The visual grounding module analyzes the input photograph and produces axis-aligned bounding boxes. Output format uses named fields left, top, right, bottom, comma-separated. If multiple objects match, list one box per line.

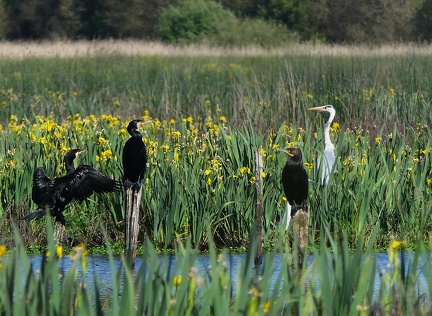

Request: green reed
left=1, top=110, right=431, bottom=249
left=1, top=49, right=432, bottom=315
left=0, top=52, right=432, bottom=249
left=0, top=221, right=430, bottom=315
left=1, top=53, right=432, bottom=131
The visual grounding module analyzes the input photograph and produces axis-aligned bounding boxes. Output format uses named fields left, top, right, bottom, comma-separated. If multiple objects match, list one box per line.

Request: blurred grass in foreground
left=0, top=221, right=431, bottom=315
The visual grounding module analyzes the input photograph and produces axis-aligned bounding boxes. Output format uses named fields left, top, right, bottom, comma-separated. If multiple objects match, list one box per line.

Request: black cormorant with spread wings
left=122, top=120, right=148, bottom=190
left=22, top=149, right=121, bottom=225
left=279, top=148, right=309, bottom=222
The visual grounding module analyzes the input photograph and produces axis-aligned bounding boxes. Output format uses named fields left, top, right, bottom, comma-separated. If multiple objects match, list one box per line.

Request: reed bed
left=0, top=223, right=430, bottom=315
left=0, top=110, right=430, bottom=250
left=0, top=50, right=431, bottom=249
left=0, top=47, right=431, bottom=314
left=0, top=50, right=432, bottom=131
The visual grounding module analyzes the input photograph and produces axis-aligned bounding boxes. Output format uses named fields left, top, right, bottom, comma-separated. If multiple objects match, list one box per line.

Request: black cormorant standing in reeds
left=22, top=149, right=121, bottom=225
left=122, top=120, right=148, bottom=190
left=279, top=148, right=309, bottom=218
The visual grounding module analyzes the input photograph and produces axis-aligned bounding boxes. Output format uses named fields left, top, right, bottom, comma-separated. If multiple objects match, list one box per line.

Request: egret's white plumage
left=308, top=105, right=336, bottom=186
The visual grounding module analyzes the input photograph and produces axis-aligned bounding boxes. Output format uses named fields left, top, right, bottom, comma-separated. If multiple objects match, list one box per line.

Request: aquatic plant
left=0, top=221, right=431, bottom=315
left=0, top=52, right=431, bottom=249
left=0, top=109, right=431, bottom=249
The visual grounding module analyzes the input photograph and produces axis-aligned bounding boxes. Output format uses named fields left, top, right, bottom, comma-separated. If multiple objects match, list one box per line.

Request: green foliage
left=226, top=18, right=298, bottom=46
left=415, top=0, right=432, bottom=41
left=73, top=0, right=113, bottom=38
left=4, top=113, right=432, bottom=250
left=259, top=0, right=311, bottom=39
left=157, top=0, right=296, bottom=46
left=157, top=0, right=237, bottom=44
left=322, top=0, right=416, bottom=43
left=1, top=0, right=67, bottom=40
left=0, top=53, right=432, bottom=249
left=2, top=53, right=432, bottom=130
left=0, top=0, right=8, bottom=39
left=0, top=0, right=428, bottom=43
left=59, top=0, right=82, bottom=39
left=102, top=0, right=173, bottom=39
left=0, top=223, right=431, bottom=314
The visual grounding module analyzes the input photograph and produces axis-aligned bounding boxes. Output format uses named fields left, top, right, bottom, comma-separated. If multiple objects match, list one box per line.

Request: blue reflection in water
left=26, top=252, right=429, bottom=302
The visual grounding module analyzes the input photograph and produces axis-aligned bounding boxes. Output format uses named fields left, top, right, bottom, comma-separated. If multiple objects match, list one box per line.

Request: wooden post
left=291, top=208, right=309, bottom=266
left=125, top=186, right=142, bottom=268
left=53, top=222, right=66, bottom=245
left=288, top=208, right=309, bottom=316
left=254, top=148, right=264, bottom=265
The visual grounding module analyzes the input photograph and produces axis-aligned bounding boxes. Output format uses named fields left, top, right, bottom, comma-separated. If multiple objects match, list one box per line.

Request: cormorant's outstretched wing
left=64, top=165, right=122, bottom=202
left=21, top=168, right=53, bottom=221
left=32, top=168, right=53, bottom=205
left=21, top=208, right=46, bottom=221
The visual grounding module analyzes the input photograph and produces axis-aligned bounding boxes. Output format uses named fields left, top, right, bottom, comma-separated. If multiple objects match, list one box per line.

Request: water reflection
left=26, top=252, right=428, bottom=302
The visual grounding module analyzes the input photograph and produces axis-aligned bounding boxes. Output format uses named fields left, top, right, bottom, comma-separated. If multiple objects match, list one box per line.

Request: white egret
left=308, top=105, right=336, bottom=186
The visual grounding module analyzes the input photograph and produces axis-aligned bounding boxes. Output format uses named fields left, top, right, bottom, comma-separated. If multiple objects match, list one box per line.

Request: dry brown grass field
left=1, top=40, right=432, bottom=58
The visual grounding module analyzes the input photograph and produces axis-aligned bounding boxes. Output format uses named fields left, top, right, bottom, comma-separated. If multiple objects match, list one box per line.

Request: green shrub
left=157, top=0, right=237, bottom=44
left=0, top=0, right=7, bottom=39
left=222, top=18, right=298, bottom=47
left=157, top=0, right=297, bottom=46
left=415, top=0, right=432, bottom=41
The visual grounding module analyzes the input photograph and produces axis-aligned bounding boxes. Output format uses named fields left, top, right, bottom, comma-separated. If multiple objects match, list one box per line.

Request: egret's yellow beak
left=308, top=106, right=327, bottom=112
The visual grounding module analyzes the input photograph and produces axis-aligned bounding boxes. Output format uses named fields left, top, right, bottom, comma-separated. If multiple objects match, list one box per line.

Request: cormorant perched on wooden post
left=279, top=147, right=309, bottom=217
left=122, top=119, right=148, bottom=190
left=278, top=147, right=309, bottom=266
left=22, top=149, right=122, bottom=226
left=122, top=119, right=151, bottom=268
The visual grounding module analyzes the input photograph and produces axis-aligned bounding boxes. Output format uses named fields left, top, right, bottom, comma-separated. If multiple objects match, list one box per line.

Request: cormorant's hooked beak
left=76, top=149, right=86, bottom=156
left=133, top=119, right=153, bottom=129
left=308, top=106, right=327, bottom=112
left=129, top=119, right=153, bottom=132
left=277, top=148, right=294, bottom=157
left=139, top=120, right=153, bottom=126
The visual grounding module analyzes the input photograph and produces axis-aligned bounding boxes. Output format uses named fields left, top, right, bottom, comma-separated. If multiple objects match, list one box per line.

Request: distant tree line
left=0, top=0, right=432, bottom=44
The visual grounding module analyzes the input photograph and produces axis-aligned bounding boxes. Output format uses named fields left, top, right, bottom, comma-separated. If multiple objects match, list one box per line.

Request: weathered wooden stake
left=53, top=222, right=66, bottom=245
left=254, top=148, right=264, bottom=265
left=291, top=208, right=309, bottom=266
left=125, top=186, right=142, bottom=268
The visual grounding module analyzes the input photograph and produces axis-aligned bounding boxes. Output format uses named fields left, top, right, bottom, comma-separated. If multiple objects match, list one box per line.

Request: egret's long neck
left=324, top=111, right=335, bottom=148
